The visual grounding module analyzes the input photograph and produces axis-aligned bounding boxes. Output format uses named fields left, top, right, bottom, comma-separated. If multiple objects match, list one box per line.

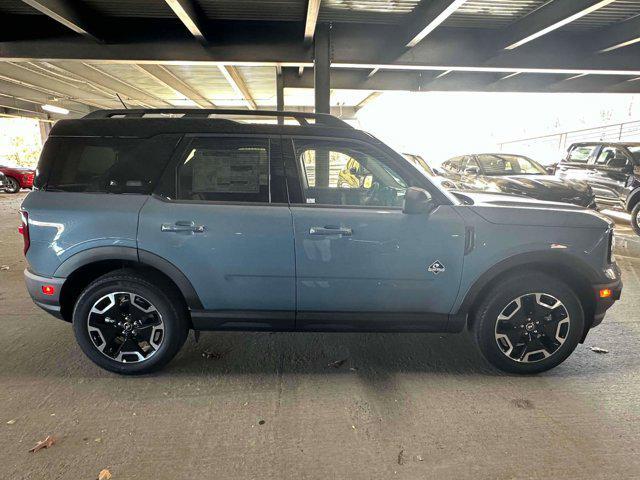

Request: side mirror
left=403, top=187, right=434, bottom=214
left=464, top=166, right=480, bottom=176
left=545, top=164, right=557, bottom=175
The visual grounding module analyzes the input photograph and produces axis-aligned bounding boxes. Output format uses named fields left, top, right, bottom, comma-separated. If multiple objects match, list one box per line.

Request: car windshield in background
left=402, top=154, right=435, bottom=176
left=567, top=145, right=597, bottom=163
left=476, top=154, right=547, bottom=176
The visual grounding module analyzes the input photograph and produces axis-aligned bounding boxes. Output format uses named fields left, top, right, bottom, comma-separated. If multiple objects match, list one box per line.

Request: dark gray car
left=20, top=109, right=622, bottom=375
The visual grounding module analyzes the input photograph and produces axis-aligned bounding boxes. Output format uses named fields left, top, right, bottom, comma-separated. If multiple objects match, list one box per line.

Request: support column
left=276, top=66, right=284, bottom=125
left=314, top=23, right=330, bottom=115
left=314, top=23, right=331, bottom=188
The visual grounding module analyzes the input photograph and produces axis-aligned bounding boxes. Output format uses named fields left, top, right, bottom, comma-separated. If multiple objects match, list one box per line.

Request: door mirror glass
left=464, top=165, right=480, bottom=176
left=403, top=187, right=434, bottom=214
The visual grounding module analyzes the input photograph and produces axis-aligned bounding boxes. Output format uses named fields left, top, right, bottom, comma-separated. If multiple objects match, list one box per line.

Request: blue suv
left=21, top=110, right=622, bottom=375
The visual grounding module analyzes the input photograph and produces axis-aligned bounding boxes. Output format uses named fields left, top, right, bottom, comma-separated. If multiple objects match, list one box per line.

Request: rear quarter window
left=37, top=135, right=180, bottom=194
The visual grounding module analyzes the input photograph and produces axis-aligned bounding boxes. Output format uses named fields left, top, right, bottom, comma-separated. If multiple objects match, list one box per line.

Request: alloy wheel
left=494, top=293, right=570, bottom=363
left=87, top=292, right=165, bottom=363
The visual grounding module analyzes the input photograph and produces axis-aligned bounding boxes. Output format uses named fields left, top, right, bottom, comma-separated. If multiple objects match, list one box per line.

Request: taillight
left=19, top=210, right=30, bottom=255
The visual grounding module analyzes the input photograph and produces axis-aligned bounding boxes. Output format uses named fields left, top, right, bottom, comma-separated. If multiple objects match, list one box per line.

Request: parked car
left=21, top=109, right=621, bottom=375
left=556, top=142, right=640, bottom=234
left=439, top=153, right=597, bottom=209
left=402, top=153, right=462, bottom=191
left=0, top=165, right=35, bottom=193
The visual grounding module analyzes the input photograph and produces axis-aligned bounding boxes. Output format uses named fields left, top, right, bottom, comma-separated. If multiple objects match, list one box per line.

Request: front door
left=284, top=137, right=465, bottom=331
left=138, top=135, right=295, bottom=329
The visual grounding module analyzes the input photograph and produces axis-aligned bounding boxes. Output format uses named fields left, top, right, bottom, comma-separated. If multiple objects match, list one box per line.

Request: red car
left=0, top=165, right=35, bottom=193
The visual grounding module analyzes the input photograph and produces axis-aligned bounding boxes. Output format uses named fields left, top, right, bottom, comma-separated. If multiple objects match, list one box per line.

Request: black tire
left=631, top=202, right=640, bottom=237
left=471, top=273, right=585, bottom=374
left=4, top=177, right=20, bottom=193
left=72, top=270, right=189, bottom=374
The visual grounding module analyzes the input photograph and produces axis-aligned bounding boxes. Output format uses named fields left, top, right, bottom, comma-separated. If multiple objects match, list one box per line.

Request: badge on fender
left=428, top=261, right=446, bottom=275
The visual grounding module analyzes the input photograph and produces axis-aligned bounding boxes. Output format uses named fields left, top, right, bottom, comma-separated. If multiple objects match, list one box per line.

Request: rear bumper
left=24, top=269, right=66, bottom=320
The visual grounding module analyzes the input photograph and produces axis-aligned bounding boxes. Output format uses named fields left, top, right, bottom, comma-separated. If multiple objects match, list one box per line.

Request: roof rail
left=83, top=109, right=353, bottom=128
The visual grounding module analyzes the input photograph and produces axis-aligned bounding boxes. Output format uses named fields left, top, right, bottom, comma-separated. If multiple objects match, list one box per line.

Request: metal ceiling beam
left=406, top=0, right=468, bottom=48
left=218, top=65, right=257, bottom=110
left=0, top=78, right=89, bottom=114
left=52, top=62, right=171, bottom=108
left=0, top=94, right=45, bottom=116
left=595, top=14, right=640, bottom=53
left=0, top=62, right=114, bottom=108
left=368, top=0, right=467, bottom=77
left=503, top=0, right=617, bottom=50
left=304, top=0, right=321, bottom=44
left=283, top=68, right=640, bottom=93
left=19, top=0, right=100, bottom=41
left=355, top=91, right=381, bottom=110
left=164, top=0, right=208, bottom=44
left=136, top=64, right=214, bottom=108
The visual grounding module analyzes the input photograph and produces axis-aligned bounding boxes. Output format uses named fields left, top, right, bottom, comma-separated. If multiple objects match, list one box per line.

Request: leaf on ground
left=6, top=419, right=16, bottom=425
left=0, top=265, right=9, bottom=271
left=29, top=435, right=55, bottom=453
left=202, top=350, right=228, bottom=360
left=327, top=358, right=347, bottom=368
left=98, top=469, right=112, bottom=480
left=590, top=346, right=609, bottom=354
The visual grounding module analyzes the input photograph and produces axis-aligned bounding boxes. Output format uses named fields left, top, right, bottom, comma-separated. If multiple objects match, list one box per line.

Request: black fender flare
left=455, top=250, right=600, bottom=317
left=625, top=187, right=640, bottom=212
left=54, top=246, right=203, bottom=310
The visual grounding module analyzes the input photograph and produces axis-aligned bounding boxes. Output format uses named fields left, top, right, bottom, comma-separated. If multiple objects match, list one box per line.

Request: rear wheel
left=4, top=177, right=20, bottom=193
left=72, top=270, right=189, bottom=374
left=472, top=273, right=585, bottom=374
left=631, top=202, right=640, bottom=236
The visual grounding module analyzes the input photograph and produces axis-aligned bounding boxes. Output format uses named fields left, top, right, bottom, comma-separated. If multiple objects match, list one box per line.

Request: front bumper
left=24, top=269, right=66, bottom=320
left=590, top=277, right=622, bottom=329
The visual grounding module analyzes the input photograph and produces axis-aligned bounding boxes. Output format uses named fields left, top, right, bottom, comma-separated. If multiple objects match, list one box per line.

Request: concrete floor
left=1, top=192, right=639, bottom=480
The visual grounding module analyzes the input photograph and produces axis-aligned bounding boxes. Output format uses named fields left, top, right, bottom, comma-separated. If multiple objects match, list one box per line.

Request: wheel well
left=466, top=262, right=595, bottom=331
left=59, top=260, right=191, bottom=326
left=627, top=190, right=640, bottom=212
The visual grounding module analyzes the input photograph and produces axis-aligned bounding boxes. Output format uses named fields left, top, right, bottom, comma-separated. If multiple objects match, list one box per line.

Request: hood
left=453, top=191, right=612, bottom=229
left=485, top=174, right=592, bottom=202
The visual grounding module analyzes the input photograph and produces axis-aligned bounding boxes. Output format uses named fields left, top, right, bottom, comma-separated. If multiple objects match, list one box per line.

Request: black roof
left=49, top=109, right=374, bottom=141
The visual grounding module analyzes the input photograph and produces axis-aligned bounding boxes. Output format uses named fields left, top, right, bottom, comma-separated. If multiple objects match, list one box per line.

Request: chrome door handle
left=161, top=221, right=206, bottom=233
left=309, top=226, right=352, bottom=236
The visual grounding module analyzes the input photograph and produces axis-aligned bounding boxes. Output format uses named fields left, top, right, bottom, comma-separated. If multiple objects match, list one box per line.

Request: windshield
left=402, top=153, right=435, bottom=176
left=476, top=154, right=546, bottom=176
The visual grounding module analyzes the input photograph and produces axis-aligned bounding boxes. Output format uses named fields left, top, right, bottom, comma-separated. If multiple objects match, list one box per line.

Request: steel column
left=314, top=23, right=330, bottom=114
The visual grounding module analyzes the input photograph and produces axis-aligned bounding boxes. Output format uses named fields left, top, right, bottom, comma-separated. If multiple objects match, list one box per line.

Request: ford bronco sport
left=21, top=109, right=622, bottom=375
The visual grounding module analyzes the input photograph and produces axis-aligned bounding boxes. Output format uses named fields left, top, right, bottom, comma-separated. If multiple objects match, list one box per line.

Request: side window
left=44, top=135, right=179, bottom=193
left=177, top=138, right=269, bottom=202
left=294, top=139, right=409, bottom=207
left=595, top=147, right=629, bottom=169
left=566, top=145, right=596, bottom=163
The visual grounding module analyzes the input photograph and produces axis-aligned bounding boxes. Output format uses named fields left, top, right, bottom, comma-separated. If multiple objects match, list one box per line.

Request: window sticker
left=191, top=149, right=262, bottom=194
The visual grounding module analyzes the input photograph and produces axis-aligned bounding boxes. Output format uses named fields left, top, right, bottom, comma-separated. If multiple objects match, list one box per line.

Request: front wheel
left=4, top=177, right=20, bottom=193
left=472, top=273, right=585, bottom=374
left=631, top=202, right=640, bottom=236
left=72, top=270, right=189, bottom=374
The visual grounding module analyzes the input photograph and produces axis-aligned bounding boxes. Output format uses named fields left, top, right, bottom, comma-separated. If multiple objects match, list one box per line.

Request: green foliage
left=4, top=136, right=41, bottom=168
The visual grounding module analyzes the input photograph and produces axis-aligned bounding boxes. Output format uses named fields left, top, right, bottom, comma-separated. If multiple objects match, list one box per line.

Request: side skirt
left=190, top=310, right=467, bottom=333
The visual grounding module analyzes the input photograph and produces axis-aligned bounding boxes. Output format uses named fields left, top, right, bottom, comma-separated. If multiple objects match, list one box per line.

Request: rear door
left=589, top=145, right=634, bottom=207
left=284, top=136, right=465, bottom=331
left=138, top=134, right=295, bottom=329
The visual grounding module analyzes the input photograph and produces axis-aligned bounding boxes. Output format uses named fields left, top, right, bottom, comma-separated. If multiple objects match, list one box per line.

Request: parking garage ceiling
left=1, top=0, right=640, bottom=120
